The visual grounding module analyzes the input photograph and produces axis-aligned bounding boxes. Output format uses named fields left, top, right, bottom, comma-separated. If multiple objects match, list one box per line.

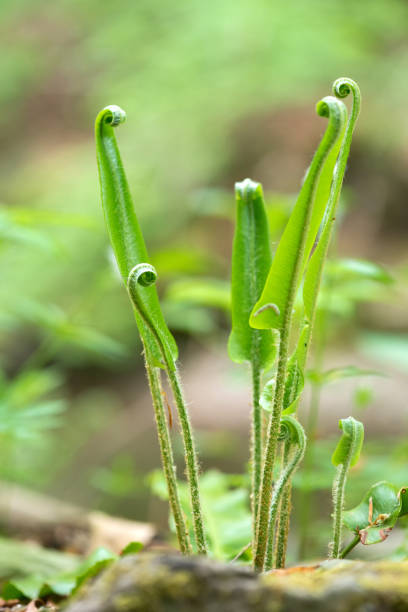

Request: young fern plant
left=93, top=77, right=361, bottom=569
left=95, top=105, right=207, bottom=554
left=228, top=179, right=277, bottom=550
left=274, top=77, right=362, bottom=564
left=250, top=94, right=348, bottom=572
left=330, top=416, right=364, bottom=558
left=264, top=416, right=306, bottom=571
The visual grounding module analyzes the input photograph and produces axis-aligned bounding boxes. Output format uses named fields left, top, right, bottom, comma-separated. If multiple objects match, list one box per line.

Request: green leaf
left=95, top=105, right=178, bottom=368
left=307, top=366, right=382, bottom=387
left=399, top=487, right=408, bottom=517
left=343, top=481, right=407, bottom=545
left=282, top=356, right=304, bottom=415
left=331, top=417, right=364, bottom=468
left=149, top=469, right=251, bottom=561
left=0, top=537, right=80, bottom=599
left=2, top=574, right=45, bottom=600
left=278, top=415, right=306, bottom=446
left=250, top=97, right=347, bottom=330
left=280, top=323, right=309, bottom=415
left=260, top=378, right=275, bottom=413
left=73, top=547, right=117, bottom=591
left=0, top=541, right=118, bottom=601
left=120, top=541, right=143, bottom=556
left=228, top=179, right=277, bottom=371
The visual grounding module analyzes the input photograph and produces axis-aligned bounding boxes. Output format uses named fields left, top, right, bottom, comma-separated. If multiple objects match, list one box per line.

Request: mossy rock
left=65, top=553, right=408, bottom=612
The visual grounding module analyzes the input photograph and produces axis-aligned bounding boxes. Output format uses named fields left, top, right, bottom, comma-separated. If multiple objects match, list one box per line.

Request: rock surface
left=65, top=553, right=408, bottom=612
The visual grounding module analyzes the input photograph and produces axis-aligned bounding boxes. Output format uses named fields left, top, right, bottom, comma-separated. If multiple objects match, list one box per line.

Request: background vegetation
left=0, top=0, right=408, bottom=563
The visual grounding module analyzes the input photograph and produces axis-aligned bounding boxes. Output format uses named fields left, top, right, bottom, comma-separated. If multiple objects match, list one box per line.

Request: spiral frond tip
left=103, top=105, right=126, bottom=126
left=128, top=263, right=158, bottom=288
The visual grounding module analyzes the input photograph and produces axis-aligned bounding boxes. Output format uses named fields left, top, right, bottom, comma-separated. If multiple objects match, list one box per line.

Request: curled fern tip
left=316, top=95, right=338, bottom=119
left=102, top=105, right=126, bottom=126
left=128, top=263, right=158, bottom=288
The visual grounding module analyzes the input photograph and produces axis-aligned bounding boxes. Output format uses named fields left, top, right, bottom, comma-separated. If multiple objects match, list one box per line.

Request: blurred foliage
left=0, top=540, right=142, bottom=601
left=0, top=0, right=407, bottom=574
left=0, top=0, right=408, bottom=366
left=149, top=469, right=251, bottom=560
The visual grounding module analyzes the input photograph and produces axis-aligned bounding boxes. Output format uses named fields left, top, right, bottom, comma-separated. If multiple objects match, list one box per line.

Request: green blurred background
left=0, top=0, right=408, bottom=562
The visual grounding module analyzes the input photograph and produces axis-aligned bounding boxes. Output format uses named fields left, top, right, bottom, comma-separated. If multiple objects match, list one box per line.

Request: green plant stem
left=166, top=365, right=207, bottom=554
left=269, top=442, right=286, bottom=564
left=331, top=418, right=364, bottom=559
left=265, top=427, right=306, bottom=571
left=267, top=440, right=290, bottom=569
left=331, top=462, right=350, bottom=558
left=127, top=273, right=207, bottom=555
left=340, top=534, right=360, bottom=559
left=274, top=447, right=293, bottom=569
left=251, top=353, right=262, bottom=551
left=297, top=309, right=327, bottom=559
left=254, top=314, right=291, bottom=571
left=143, top=351, right=191, bottom=554
left=297, top=382, right=321, bottom=559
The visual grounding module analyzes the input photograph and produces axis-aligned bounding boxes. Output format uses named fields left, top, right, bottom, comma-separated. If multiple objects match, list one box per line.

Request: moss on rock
left=64, top=553, right=408, bottom=612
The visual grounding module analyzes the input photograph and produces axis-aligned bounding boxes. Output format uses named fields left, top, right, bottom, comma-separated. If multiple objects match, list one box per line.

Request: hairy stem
left=251, top=354, right=262, bottom=551
left=331, top=463, right=349, bottom=558
left=274, top=448, right=293, bottom=569
left=143, top=351, right=191, bottom=554
left=330, top=416, right=363, bottom=559
left=297, top=382, right=321, bottom=560
left=254, top=316, right=291, bottom=571
left=166, top=366, right=207, bottom=554
left=265, top=425, right=306, bottom=571
left=297, top=309, right=327, bottom=559
left=127, top=270, right=207, bottom=555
